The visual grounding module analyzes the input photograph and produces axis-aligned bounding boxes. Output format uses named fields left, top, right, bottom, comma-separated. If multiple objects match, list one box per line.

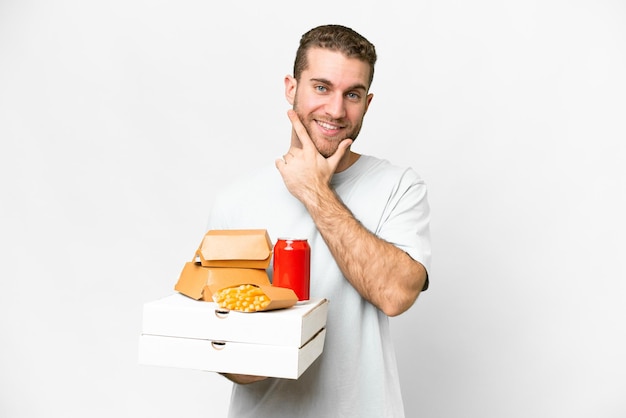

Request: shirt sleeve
left=376, top=167, right=432, bottom=287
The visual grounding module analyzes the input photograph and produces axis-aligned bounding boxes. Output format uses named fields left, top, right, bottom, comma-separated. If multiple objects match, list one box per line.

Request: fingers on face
left=283, top=151, right=296, bottom=164
left=277, top=152, right=293, bottom=166
left=287, top=110, right=314, bottom=150
left=275, top=155, right=287, bottom=168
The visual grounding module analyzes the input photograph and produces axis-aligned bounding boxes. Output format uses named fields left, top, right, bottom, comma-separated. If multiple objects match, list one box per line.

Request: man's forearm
left=304, top=186, right=427, bottom=317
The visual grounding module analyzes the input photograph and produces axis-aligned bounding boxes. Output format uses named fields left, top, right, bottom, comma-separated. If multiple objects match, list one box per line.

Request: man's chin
left=313, top=135, right=350, bottom=158
left=315, top=143, right=340, bottom=159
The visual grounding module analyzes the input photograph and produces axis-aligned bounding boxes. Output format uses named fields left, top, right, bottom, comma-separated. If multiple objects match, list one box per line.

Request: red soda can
left=272, top=238, right=310, bottom=301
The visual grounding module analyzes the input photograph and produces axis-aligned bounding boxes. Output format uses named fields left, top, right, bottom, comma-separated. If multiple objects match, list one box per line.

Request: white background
left=1, top=0, right=625, bottom=417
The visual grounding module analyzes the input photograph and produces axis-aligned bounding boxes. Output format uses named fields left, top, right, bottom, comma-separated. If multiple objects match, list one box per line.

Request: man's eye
left=347, top=92, right=360, bottom=100
left=315, top=85, right=327, bottom=93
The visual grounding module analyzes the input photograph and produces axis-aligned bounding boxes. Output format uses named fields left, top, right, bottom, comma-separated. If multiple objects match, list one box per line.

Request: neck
left=335, top=151, right=360, bottom=173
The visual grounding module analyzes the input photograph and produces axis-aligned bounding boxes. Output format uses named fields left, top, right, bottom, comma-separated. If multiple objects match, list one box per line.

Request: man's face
left=285, top=48, right=373, bottom=158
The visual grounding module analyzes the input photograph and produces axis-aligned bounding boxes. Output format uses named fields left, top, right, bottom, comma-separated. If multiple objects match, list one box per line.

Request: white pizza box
left=138, top=328, right=326, bottom=379
left=140, top=293, right=328, bottom=347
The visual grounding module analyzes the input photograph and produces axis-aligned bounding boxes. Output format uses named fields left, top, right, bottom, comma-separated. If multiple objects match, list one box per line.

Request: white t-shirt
left=207, top=154, right=431, bottom=418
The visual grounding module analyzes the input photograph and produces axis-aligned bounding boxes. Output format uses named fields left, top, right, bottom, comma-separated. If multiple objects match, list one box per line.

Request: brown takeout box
left=174, top=262, right=270, bottom=301
left=195, top=229, right=273, bottom=269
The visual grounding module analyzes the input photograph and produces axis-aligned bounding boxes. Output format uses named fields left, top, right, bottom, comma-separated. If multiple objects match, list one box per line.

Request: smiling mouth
left=315, top=119, right=344, bottom=133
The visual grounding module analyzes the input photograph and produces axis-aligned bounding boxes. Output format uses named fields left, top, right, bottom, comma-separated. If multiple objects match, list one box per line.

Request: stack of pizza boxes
left=138, top=229, right=329, bottom=379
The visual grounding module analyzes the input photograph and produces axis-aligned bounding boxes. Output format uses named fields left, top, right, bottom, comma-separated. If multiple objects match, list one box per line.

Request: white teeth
left=317, top=121, right=340, bottom=130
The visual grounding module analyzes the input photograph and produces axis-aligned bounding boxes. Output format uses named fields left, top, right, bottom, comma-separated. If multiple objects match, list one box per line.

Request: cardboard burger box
left=174, top=262, right=271, bottom=302
left=195, top=229, right=273, bottom=269
left=138, top=293, right=329, bottom=379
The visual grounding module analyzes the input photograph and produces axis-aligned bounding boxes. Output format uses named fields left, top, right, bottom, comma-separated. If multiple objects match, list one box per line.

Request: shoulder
left=355, top=155, right=426, bottom=189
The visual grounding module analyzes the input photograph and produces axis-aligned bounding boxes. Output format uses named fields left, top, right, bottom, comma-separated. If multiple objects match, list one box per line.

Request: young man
left=207, top=24, right=431, bottom=418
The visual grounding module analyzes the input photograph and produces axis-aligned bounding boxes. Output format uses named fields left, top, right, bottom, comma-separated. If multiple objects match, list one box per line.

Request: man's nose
left=324, top=93, right=346, bottom=119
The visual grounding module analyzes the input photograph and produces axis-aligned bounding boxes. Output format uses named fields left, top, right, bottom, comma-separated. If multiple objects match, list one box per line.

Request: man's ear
left=284, top=75, right=297, bottom=105
left=364, top=93, right=374, bottom=114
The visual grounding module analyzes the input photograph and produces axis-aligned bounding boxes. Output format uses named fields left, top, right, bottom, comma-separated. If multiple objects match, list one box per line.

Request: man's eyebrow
left=309, top=78, right=368, bottom=92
